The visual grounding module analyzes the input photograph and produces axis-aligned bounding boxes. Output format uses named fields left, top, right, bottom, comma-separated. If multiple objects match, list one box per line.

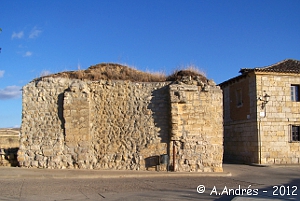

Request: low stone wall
left=18, top=77, right=223, bottom=172
left=0, top=129, right=19, bottom=166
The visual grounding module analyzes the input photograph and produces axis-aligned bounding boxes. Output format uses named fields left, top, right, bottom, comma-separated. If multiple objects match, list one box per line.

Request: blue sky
left=0, top=0, right=300, bottom=128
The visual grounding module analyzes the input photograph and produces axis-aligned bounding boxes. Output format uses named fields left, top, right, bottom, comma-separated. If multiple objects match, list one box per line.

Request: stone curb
left=0, top=167, right=231, bottom=179
left=250, top=163, right=300, bottom=168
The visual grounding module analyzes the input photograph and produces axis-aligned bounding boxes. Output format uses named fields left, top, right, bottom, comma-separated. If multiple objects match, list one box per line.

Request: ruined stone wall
left=169, top=84, right=223, bottom=172
left=18, top=77, right=223, bottom=171
left=18, top=78, right=171, bottom=170
left=256, top=73, right=300, bottom=164
left=63, top=81, right=92, bottom=169
left=88, top=80, right=170, bottom=170
left=19, top=78, right=71, bottom=168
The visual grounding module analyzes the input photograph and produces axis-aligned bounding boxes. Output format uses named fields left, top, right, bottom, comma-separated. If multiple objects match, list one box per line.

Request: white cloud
left=11, top=31, right=24, bottom=39
left=23, top=51, right=32, bottom=57
left=0, top=85, right=22, bottom=100
left=29, top=27, right=42, bottom=39
left=0, top=70, right=4, bottom=78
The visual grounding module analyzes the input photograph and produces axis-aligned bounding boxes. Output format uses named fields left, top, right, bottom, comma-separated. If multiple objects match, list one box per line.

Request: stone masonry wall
left=256, top=73, right=300, bottom=164
left=88, top=80, right=170, bottom=170
left=222, top=75, right=259, bottom=164
left=169, top=83, right=223, bottom=172
left=63, top=81, right=92, bottom=169
left=19, top=78, right=71, bottom=168
left=18, top=77, right=223, bottom=171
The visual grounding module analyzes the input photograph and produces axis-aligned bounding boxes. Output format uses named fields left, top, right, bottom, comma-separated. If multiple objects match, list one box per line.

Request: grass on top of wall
left=37, top=63, right=207, bottom=82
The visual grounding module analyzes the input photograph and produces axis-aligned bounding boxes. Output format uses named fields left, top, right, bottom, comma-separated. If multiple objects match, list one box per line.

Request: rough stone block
left=43, top=149, right=53, bottom=157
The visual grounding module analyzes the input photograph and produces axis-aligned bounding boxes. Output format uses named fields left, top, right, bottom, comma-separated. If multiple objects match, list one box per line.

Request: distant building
left=219, top=59, right=300, bottom=164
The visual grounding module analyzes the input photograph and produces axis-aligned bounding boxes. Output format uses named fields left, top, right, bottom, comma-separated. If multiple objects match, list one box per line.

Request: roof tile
left=240, top=59, right=300, bottom=74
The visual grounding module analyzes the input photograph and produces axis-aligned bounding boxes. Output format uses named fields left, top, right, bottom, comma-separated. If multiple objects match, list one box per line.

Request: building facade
left=220, top=59, right=300, bottom=164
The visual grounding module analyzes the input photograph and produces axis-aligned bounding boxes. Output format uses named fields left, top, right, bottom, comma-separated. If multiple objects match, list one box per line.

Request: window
left=291, top=125, right=300, bottom=142
left=235, top=89, right=243, bottom=107
left=291, top=85, right=299, bottom=101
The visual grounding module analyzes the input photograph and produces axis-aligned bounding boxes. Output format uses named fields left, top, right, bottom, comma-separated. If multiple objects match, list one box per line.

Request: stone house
left=18, top=63, right=223, bottom=172
left=219, top=59, right=300, bottom=165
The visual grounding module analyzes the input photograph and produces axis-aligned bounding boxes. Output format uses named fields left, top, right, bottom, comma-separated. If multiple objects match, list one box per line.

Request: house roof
left=219, top=59, right=300, bottom=87
left=239, top=59, right=300, bottom=74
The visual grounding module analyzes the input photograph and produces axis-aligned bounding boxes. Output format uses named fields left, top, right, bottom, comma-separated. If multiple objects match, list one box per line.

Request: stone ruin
left=18, top=63, right=223, bottom=172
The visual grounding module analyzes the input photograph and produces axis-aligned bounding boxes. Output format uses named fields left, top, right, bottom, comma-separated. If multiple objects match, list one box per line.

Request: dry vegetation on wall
left=38, top=63, right=208, bottom=82
left=166, top=65, right=207, bottom=82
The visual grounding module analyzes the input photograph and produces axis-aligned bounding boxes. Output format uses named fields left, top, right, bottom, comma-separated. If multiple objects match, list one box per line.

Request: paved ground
left=0, top=164, right=299, bottom=201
